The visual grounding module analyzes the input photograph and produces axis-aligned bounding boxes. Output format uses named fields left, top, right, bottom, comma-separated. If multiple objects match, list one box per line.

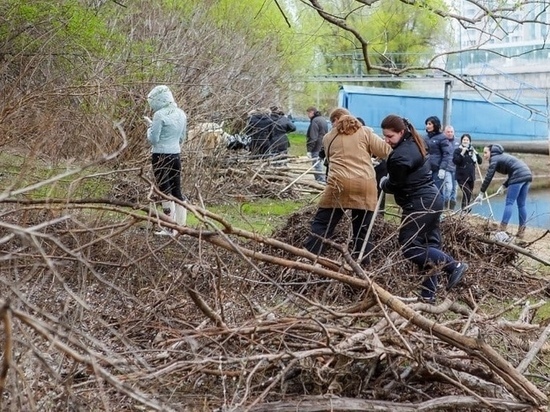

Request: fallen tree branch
left=238, top=395, right=534, bottom=412
left=516, top=322, right=550, bottom=374
left=474, top=234, right=550, bottom=266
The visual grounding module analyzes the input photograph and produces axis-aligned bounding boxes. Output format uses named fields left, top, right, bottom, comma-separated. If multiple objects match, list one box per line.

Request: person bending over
left=380, top=114, right=468, bottom=303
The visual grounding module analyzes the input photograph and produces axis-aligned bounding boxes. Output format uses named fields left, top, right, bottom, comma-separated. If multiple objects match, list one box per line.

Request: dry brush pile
left=1, top=150, right=550, bottom=411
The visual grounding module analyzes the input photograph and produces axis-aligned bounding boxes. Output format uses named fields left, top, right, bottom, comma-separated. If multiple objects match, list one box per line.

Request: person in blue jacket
left=145, top=85, right=188, bottom=235
left=380, top=114, right=468, bottom=303
left=424, top=116, right=453, bottom=203
left=475, top=144, right=532, bottom=238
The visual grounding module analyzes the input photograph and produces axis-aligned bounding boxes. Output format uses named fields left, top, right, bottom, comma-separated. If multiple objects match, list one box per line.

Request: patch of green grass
left=203, top=197, right=312, bottom=235
left=288, top=132, right=306, bottom=157
left=0, top=150, right=111, bottom=200
left=533, top=300, right=550, bottom=324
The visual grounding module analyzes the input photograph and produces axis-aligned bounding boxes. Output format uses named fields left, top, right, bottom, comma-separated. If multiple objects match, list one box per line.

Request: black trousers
left=152, top=153, right=184, bottom=201
left=304, top=208, right=374, bottom=259
left=457, top=178, right=474, bottom=210
left=398, top=195, right=456, bottom=296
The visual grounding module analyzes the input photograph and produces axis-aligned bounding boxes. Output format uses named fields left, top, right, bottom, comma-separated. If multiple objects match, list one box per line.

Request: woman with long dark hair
left=379, top=115, right=468, bottom=303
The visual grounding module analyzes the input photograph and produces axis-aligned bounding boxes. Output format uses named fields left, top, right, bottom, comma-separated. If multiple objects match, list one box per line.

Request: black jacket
left=270, top=113, right=296, bottom=153
left=381, top=132, right=439, bottom=207
left=480, top=144, right=532, bottom=193
left=245, top=112, right=274, bottom=155
left=453, top=145, right=482, bottom=184
left=306, top=112, right=328, bottom=153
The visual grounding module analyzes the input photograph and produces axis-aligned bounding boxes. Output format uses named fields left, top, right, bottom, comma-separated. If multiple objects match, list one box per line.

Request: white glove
left=379, top=175, right=389, bottom=190
left=474, top=193, right=484, bottom=204
left=496, top=185, right=505, bottom=196
left=143, top=116, right=153, bottom=127
left=437, top=169, right=446, bottom=180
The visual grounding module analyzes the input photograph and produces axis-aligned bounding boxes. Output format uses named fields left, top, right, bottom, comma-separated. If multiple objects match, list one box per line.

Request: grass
left=288, top=132, right=307, bottom=157
left=202, top=197, right=313, bottom=235
left=0, top=150, right=111, bottom=200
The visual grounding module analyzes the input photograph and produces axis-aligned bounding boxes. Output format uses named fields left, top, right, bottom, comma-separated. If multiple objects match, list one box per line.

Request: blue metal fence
left=337, top=85, right=549, bottom=142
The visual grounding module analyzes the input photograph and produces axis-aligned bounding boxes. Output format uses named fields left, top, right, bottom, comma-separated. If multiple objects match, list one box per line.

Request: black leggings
left=152, top=153, right=184, bottom=201
left=304, top=208, right=374, bottom=258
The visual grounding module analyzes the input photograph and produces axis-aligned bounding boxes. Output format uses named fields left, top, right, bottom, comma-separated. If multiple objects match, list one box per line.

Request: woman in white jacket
left=145, top=85, right=188, bottom=235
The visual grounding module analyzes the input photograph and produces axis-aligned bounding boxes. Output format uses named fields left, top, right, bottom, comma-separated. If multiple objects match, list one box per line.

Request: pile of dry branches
left=1, top=151, right=550, bottom=411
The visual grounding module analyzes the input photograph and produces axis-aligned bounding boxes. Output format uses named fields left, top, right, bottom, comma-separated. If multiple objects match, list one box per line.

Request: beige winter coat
left=318, top=126, right=392, bottom=210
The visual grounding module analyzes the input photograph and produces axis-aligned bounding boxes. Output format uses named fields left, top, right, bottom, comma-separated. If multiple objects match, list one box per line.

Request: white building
left=446, top=0, right=550, bottom=96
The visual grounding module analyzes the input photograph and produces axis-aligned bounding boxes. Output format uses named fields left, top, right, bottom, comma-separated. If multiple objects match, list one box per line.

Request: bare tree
left=301, top=0, right=550, bottom=80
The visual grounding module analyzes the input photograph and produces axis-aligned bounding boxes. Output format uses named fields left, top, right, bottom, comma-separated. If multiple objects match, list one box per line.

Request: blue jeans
left=307, top=151, right=326, bottom=182
left=432, top=170, right=451, bottom=203
left=502, top=181, right=530, bottom=227
left=449, top=171, right=457, bottom=202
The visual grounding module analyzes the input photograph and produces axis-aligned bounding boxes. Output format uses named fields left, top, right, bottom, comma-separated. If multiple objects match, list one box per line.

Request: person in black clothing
left=269, top=106, right=296, bottom=166
left=380, top=114, right=468, bottom=303
left=452, top=133, right=482, bottom=212
left=245, top=108, right=275, bottom=158
left=306, top=106, right=328, bottom=183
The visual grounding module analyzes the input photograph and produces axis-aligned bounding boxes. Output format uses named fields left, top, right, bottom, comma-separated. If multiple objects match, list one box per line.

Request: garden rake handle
left=475, top=161, right=495, bottom=219
left=357, top=190, right=384, bottom=263
left=278, top=158, right=322, bottom=195
left=449, top=190, right=500, bottom=217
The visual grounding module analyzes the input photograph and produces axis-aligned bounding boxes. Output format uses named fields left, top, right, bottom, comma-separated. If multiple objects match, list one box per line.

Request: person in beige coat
left=303, top=109, right=392, bottom=263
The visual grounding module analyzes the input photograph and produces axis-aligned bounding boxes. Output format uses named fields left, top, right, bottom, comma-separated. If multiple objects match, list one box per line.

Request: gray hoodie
left=146, top=85, right=187, bottom=154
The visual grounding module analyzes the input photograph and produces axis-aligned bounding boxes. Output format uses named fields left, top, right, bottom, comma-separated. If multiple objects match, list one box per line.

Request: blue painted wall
left=338, top=85, right=549, bottom=142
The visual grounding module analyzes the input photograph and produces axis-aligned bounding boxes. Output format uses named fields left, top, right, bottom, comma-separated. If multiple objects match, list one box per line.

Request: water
left=470, top=188, right=550, bottom=229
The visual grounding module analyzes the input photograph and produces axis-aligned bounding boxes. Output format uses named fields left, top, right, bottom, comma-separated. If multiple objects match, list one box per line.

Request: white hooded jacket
left=146, top=85, right=187, bottom=154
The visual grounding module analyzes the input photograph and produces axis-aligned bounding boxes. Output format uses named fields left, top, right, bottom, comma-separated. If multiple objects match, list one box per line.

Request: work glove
left=143, top=116, right=153, bottom=127
left=474, top=193, right=485, bottom=204
left=379, top=175, right=389, bottom=190
left=496, top=185, right=505, bottom=196
left=437, top=169, right=446, bottom=180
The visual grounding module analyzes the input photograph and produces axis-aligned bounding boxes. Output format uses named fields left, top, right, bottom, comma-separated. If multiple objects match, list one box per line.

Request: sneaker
left=154, top=228, right=176, bottom=236
left=493, top=231, right=510, bottom=242
left=419, top=296, right=436, bottom=305
left=447, top=262, right=468, bottom=291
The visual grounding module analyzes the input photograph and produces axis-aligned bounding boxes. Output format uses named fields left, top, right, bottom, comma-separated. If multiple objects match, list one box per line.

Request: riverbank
left=468, top=214, right=550, bottom=265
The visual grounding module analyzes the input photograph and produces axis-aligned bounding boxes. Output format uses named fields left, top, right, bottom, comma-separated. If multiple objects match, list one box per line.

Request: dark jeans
left=304, top=208, right=374, bottom=259
left=152, top=153, right=184, bottom=201
left=398, top=195, right=457, bottom=297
